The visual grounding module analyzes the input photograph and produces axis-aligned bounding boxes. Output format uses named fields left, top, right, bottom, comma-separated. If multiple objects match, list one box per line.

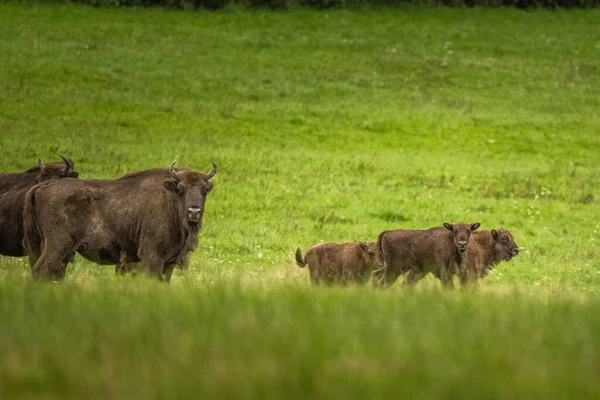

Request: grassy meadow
left=1, top=3, right=600, bottom=398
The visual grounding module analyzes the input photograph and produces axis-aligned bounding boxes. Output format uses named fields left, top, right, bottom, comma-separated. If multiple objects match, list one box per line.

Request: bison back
left=380, top=228, right=452, bottom=275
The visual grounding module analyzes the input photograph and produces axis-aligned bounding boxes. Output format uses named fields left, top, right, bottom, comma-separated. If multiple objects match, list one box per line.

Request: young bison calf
left=295, top=242, right=381, bottom=286
left=373, top=222, right=480, bottom=289
left=459, top=229, right=520, bottom=286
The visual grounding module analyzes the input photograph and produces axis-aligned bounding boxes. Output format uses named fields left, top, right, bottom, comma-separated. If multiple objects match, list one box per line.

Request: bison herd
left=297, top=222, right=519, bottom=289
left=1, top=157, right=519, bottom=288
left=1, top=157, right=215, bottom=282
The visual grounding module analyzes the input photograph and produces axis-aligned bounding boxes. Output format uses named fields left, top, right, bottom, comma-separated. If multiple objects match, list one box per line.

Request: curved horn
left=206, top=161, right=217, bottom=180
left=169, top=160, right=182, bottom=182
left=37, top=158, right=45, bottom=170
left=59, top=154, right=73, bottom=172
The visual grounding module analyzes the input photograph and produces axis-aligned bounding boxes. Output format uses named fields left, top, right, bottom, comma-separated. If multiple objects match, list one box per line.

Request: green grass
left=1, top=3, right=600, bottom=398
left=2, top=281, right=600, bottom=399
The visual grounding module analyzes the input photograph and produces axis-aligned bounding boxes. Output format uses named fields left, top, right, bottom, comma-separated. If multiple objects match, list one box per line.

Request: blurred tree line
left=18, top=0, right=600, bottom=11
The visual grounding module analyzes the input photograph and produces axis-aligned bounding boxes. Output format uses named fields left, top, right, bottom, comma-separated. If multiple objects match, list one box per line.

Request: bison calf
left=459, top=229, right=519, bottom=286
left=0, top=156, right=77, bottom=257
left=373, top=222, right=480, bottom=289
left=295, top=242, right=381, bottom=286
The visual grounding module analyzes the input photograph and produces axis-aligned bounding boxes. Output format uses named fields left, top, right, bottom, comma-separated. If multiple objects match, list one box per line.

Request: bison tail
left=295, top=247, right=306, bottom=268
left=372, top=231, right=388, bottom=286
left=22, top=186, right=43, bottom=256
left=376, top=231, right=387, bottom=264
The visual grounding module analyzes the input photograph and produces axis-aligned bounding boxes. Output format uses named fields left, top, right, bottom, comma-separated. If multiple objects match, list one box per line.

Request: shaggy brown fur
left=459, top=229, right=519, bottom=286
left=22, top=162, right=216, bottom=282
left=372, top=222, right=480, bottom=289
left=295, top=242, right=381, bottom=286
left=0, top=156, right=77, bottom=257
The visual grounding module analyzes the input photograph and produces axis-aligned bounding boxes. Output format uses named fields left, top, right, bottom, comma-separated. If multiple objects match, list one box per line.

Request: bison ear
left=163, top=180, right=178, bottom=192
left=492, top=230, right=499, bottom=240
left=471, top=222, right=481, bottom=231
left=37, top=159, right=46, bottom=170
left=443, top=222, right=453, bottom=232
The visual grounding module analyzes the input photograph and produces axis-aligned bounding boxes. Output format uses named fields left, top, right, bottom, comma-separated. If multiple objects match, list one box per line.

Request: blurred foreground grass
left=1, top=280, right=600, bottom=399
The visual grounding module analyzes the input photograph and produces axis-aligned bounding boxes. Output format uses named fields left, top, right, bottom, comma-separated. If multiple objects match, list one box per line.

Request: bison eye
left=501, top=237, right=508, bottom=243
left=176, top=186, right=185, bottom=195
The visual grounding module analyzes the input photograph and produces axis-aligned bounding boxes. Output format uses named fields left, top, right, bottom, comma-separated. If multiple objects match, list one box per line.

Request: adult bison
left=0, top=156, right=78, bottom=257
left=22, top=161, right=216, bottom=281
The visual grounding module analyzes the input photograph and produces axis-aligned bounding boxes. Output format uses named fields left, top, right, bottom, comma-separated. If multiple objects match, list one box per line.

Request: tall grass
left=2, top=281, right=600, bottom=399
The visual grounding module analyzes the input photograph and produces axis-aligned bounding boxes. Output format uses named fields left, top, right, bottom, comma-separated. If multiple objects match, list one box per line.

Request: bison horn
left=37, top=158, right=45, bottom=170
left=169, top=161, right=182, bottom=182
left=59, top=154, right=74, bottom=172
left=206, top=161, right=217, bottom=180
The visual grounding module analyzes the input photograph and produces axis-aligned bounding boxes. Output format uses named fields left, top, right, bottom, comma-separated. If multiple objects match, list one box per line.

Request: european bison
left=459, top=229, right=520, bottom=286
left=22, top=161, right=216, bottom=281
left=295, top=242, right=381, bottom=285
left=0, top=156, right=78, bottom=257
left=372, top=222, right=481, bottom=289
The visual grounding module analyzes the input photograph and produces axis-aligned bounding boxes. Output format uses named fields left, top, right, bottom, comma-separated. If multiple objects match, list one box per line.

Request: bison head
left=443, top=222, right=481, bottom=254
left=359, top=242, right=382, bottom=267
left=492, top=229, right=519, bottom=261
left=36, top=155, right=79, bottom=183
left=163, top=161, right=216, bottom=225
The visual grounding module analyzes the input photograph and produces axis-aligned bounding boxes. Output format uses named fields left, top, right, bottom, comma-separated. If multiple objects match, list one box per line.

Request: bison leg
left=458, top=268, right=479, bottom=290
left=32, top=242, right=73, bottom=281
left=145, top=262, right=169, bottom=281
left=138, top=248, right=169, bottom=282
left=115, top=262, right=142, bottom=276
left=458, top=273, right=473, bottom=290
left=439, top=270, right=455, bottom=290
left=402, top=270, right=427, bottom=288
left=308, top=267, right=321, bottom=285
left=341, top=269, right=357, bottom=286
left=27, top=251, right=41, bottom=274
left=115, top=252, right=128, bottom=275
left=162, top=264, right=176, bottom=282
left=354, top=269, right=372, bottom=286
left=377, top=266, right=403, bottom=288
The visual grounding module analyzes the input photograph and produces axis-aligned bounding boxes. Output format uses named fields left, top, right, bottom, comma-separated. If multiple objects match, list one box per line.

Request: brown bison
left=295, top=242, right=382, bottom=285
left=459, top=229, right=520, bottom=286
left=22, top=161, right=216, bottom=281
left=372, top=222, right=481, bottom=289
left=0, top=156, right=78, bottom=257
